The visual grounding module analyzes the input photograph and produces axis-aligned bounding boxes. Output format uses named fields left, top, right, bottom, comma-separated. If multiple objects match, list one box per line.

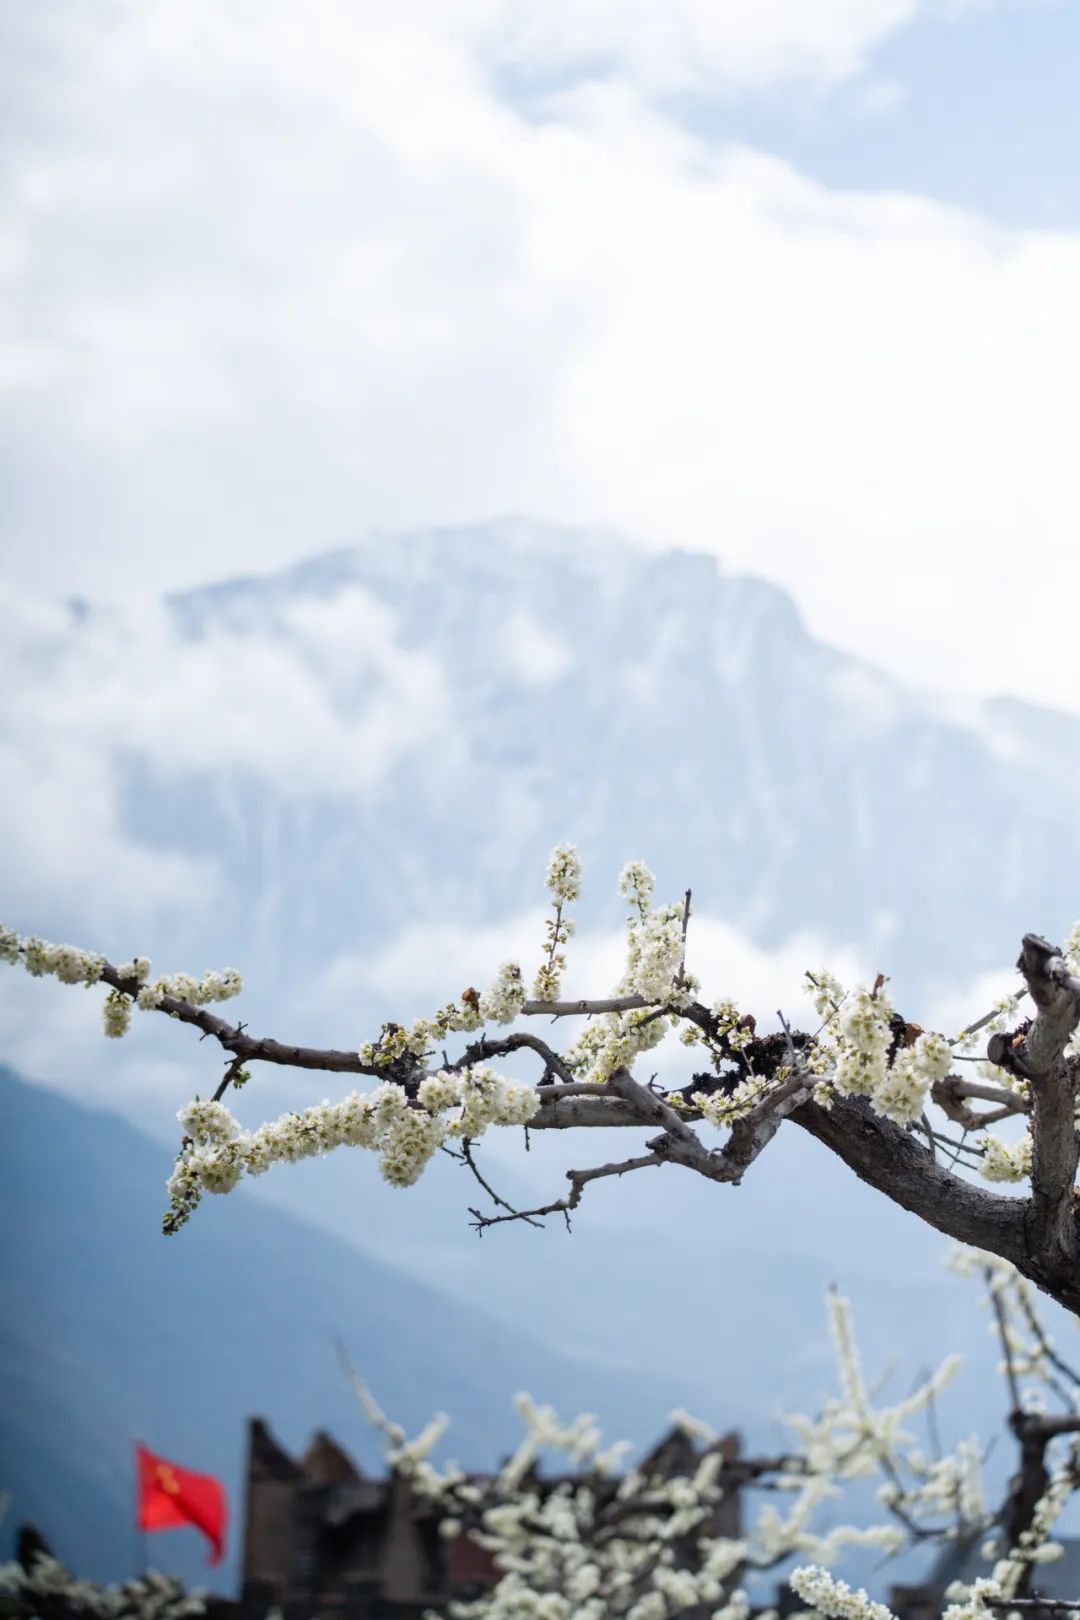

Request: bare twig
left=211, top=1054, right=249, bottom=1104
left=458, top=1137, right=544, bottom=1229
left=1014, top=1282, right=1080, bottom=1393
left=987, top=1602, right=1080, bottom=1613
left=469, top=1151, right=666, bottom=1233
left=523, top=994, right=651, bottom=1018
left=674, top=888, right=692, bottom=990
left=448, top=1030, right=575, bottom=1085
left=986, top=1266, right=1023, bottom=1415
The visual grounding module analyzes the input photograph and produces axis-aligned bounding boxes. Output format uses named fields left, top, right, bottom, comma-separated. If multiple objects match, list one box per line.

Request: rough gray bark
left=1012, top=935, right=1080, bottom=1294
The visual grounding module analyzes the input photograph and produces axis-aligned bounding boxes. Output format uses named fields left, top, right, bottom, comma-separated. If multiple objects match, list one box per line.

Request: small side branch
left=522, top=993, right=650, bottom=1018
left=211, top=1054, right=249, bottom=1104
left=933, top=1075, right=1030, bottom=1132
left=469, top=1151, right=666, bottom=1233
left=987, top=1602, right=1080, bottom=1613
left=457, top=1138, right=544, bottom=1229
left=448, top=1031, right=575, bottom=1085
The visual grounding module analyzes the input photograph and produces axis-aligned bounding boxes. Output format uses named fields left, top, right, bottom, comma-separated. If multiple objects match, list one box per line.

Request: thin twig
left=211, top=1054, right=249, bottom=1104
left=458, top=1136, right=544, bottom=1229
left=523, top=993, right=651, bottom=1018
left=986, top=1266, right=1024, bottom=1415
left=448, top=1030, right=575, bottom=1085
left=987, top=1601, right=1080, bottom=1612
left=674, top=888, right=692, bottom=990
left=469, top=1151, right=666, bottom=1233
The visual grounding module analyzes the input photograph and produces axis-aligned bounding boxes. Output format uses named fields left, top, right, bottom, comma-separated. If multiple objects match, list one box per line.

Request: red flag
left=135, top=1445, right=228, bottom=1566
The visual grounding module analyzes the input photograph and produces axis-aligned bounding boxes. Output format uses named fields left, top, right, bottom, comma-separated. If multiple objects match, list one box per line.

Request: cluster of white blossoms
left=617, top=861, right=689, bottom=1005
left=330, top=1256, right=1079, bottom=1620
left=690, top=1077, right=767, bottom=1130
left=358, top=994, right=485, bottom=1067
left=135, top=968, right=242, bottom=1011
left=0, top=1556, right=203, bottom=1620
left=971, top=1464, right=1072, bottom=1600
left=166, top=1065, right=541, bottom=1229
left=808, top=981, right=953, bottom=1129
left=789, top=1567, right=894, bottom=1620
left=784, top=1289, right=969, bottom=1540
left=560, top=860, right=696, bottom=1086
left=1, top=931, right=105, bottom=983
left=979, top=1132, right=1033, bottom=1183
left=533, top=844, right=582, bottom=1000
left=0, top=925, right=241, bottom=1040
left=480, top=961, right=528, bottom=1025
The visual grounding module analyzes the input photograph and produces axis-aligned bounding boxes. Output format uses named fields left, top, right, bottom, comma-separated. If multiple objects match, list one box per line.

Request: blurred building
left=239, top=1416, right=743, bottom=1619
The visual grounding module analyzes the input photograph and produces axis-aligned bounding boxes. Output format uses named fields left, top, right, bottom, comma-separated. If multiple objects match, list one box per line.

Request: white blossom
left=789, top=1567, right=895, bottom=1620
left=178, top=1099, right=239, bottom=1144
left=980, top=1132, right=1032, bottom=1183
left=481, top=962, right=527, bottom=1024
left=0, top=1554, right=204, bottom=1620
left=617, top=859, right=655, bottom=912
left=545, top=844, right=582, bottom=904
left=103, top=989, right=133, bottom=1038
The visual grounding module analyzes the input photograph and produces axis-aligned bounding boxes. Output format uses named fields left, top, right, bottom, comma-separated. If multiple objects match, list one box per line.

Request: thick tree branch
left=792, top=1093, right=1031, bottom=1274
left=1013, top=936, right=1080, bottom=1284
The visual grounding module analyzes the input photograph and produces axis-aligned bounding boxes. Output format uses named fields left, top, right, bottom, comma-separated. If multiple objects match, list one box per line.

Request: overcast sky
left=2, top=0, right=1079, bottom=710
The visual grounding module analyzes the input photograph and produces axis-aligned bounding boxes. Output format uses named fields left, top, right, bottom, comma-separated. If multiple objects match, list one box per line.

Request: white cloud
left=925, top=964, right=1023, bottom=1043
left=498, top=611, right=575, bottom=685
left=853, top=77, right=907, bottom=115
left=1, top=0, right=1079, bottom=716
left=2, top=584, right=447, bottom=793
left=313, top=905, right=869, bottom=1029
left=485, top=0, right=923, bottom=95
left=0, top=580, right=449, bottom=928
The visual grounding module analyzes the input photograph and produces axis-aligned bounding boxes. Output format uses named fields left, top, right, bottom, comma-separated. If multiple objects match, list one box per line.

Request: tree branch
left=1013, top=936, right=1080, bottom=1284
left=469, top=1151, right=666, bottom=1232
left=792, top=1092, right=1033, bottom=1278
left=522, top=994, right=650, bottom=1017
left=448, top=1031, right=575, bottom=1085
left=101, top=964, right=389, bottom=1077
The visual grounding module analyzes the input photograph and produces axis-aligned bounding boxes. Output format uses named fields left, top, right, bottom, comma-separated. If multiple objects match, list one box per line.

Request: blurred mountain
left=12, top=519, right=1077, bottom=1009
left=156, top=520, right=1080, bottom=1004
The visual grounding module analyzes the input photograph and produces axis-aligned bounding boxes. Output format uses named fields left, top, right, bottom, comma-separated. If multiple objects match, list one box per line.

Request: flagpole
left=133, top=1439, right=146, bottom=1579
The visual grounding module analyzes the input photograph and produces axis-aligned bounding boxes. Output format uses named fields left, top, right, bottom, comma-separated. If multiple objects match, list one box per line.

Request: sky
left=2, top=0, right=1080, bottom=708
left=1, top=1, right=1072, bottom=1399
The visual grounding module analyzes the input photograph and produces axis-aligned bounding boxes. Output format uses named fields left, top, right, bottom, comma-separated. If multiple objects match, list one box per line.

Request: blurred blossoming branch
left=339, top=1254, right=1080, bottom=1620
